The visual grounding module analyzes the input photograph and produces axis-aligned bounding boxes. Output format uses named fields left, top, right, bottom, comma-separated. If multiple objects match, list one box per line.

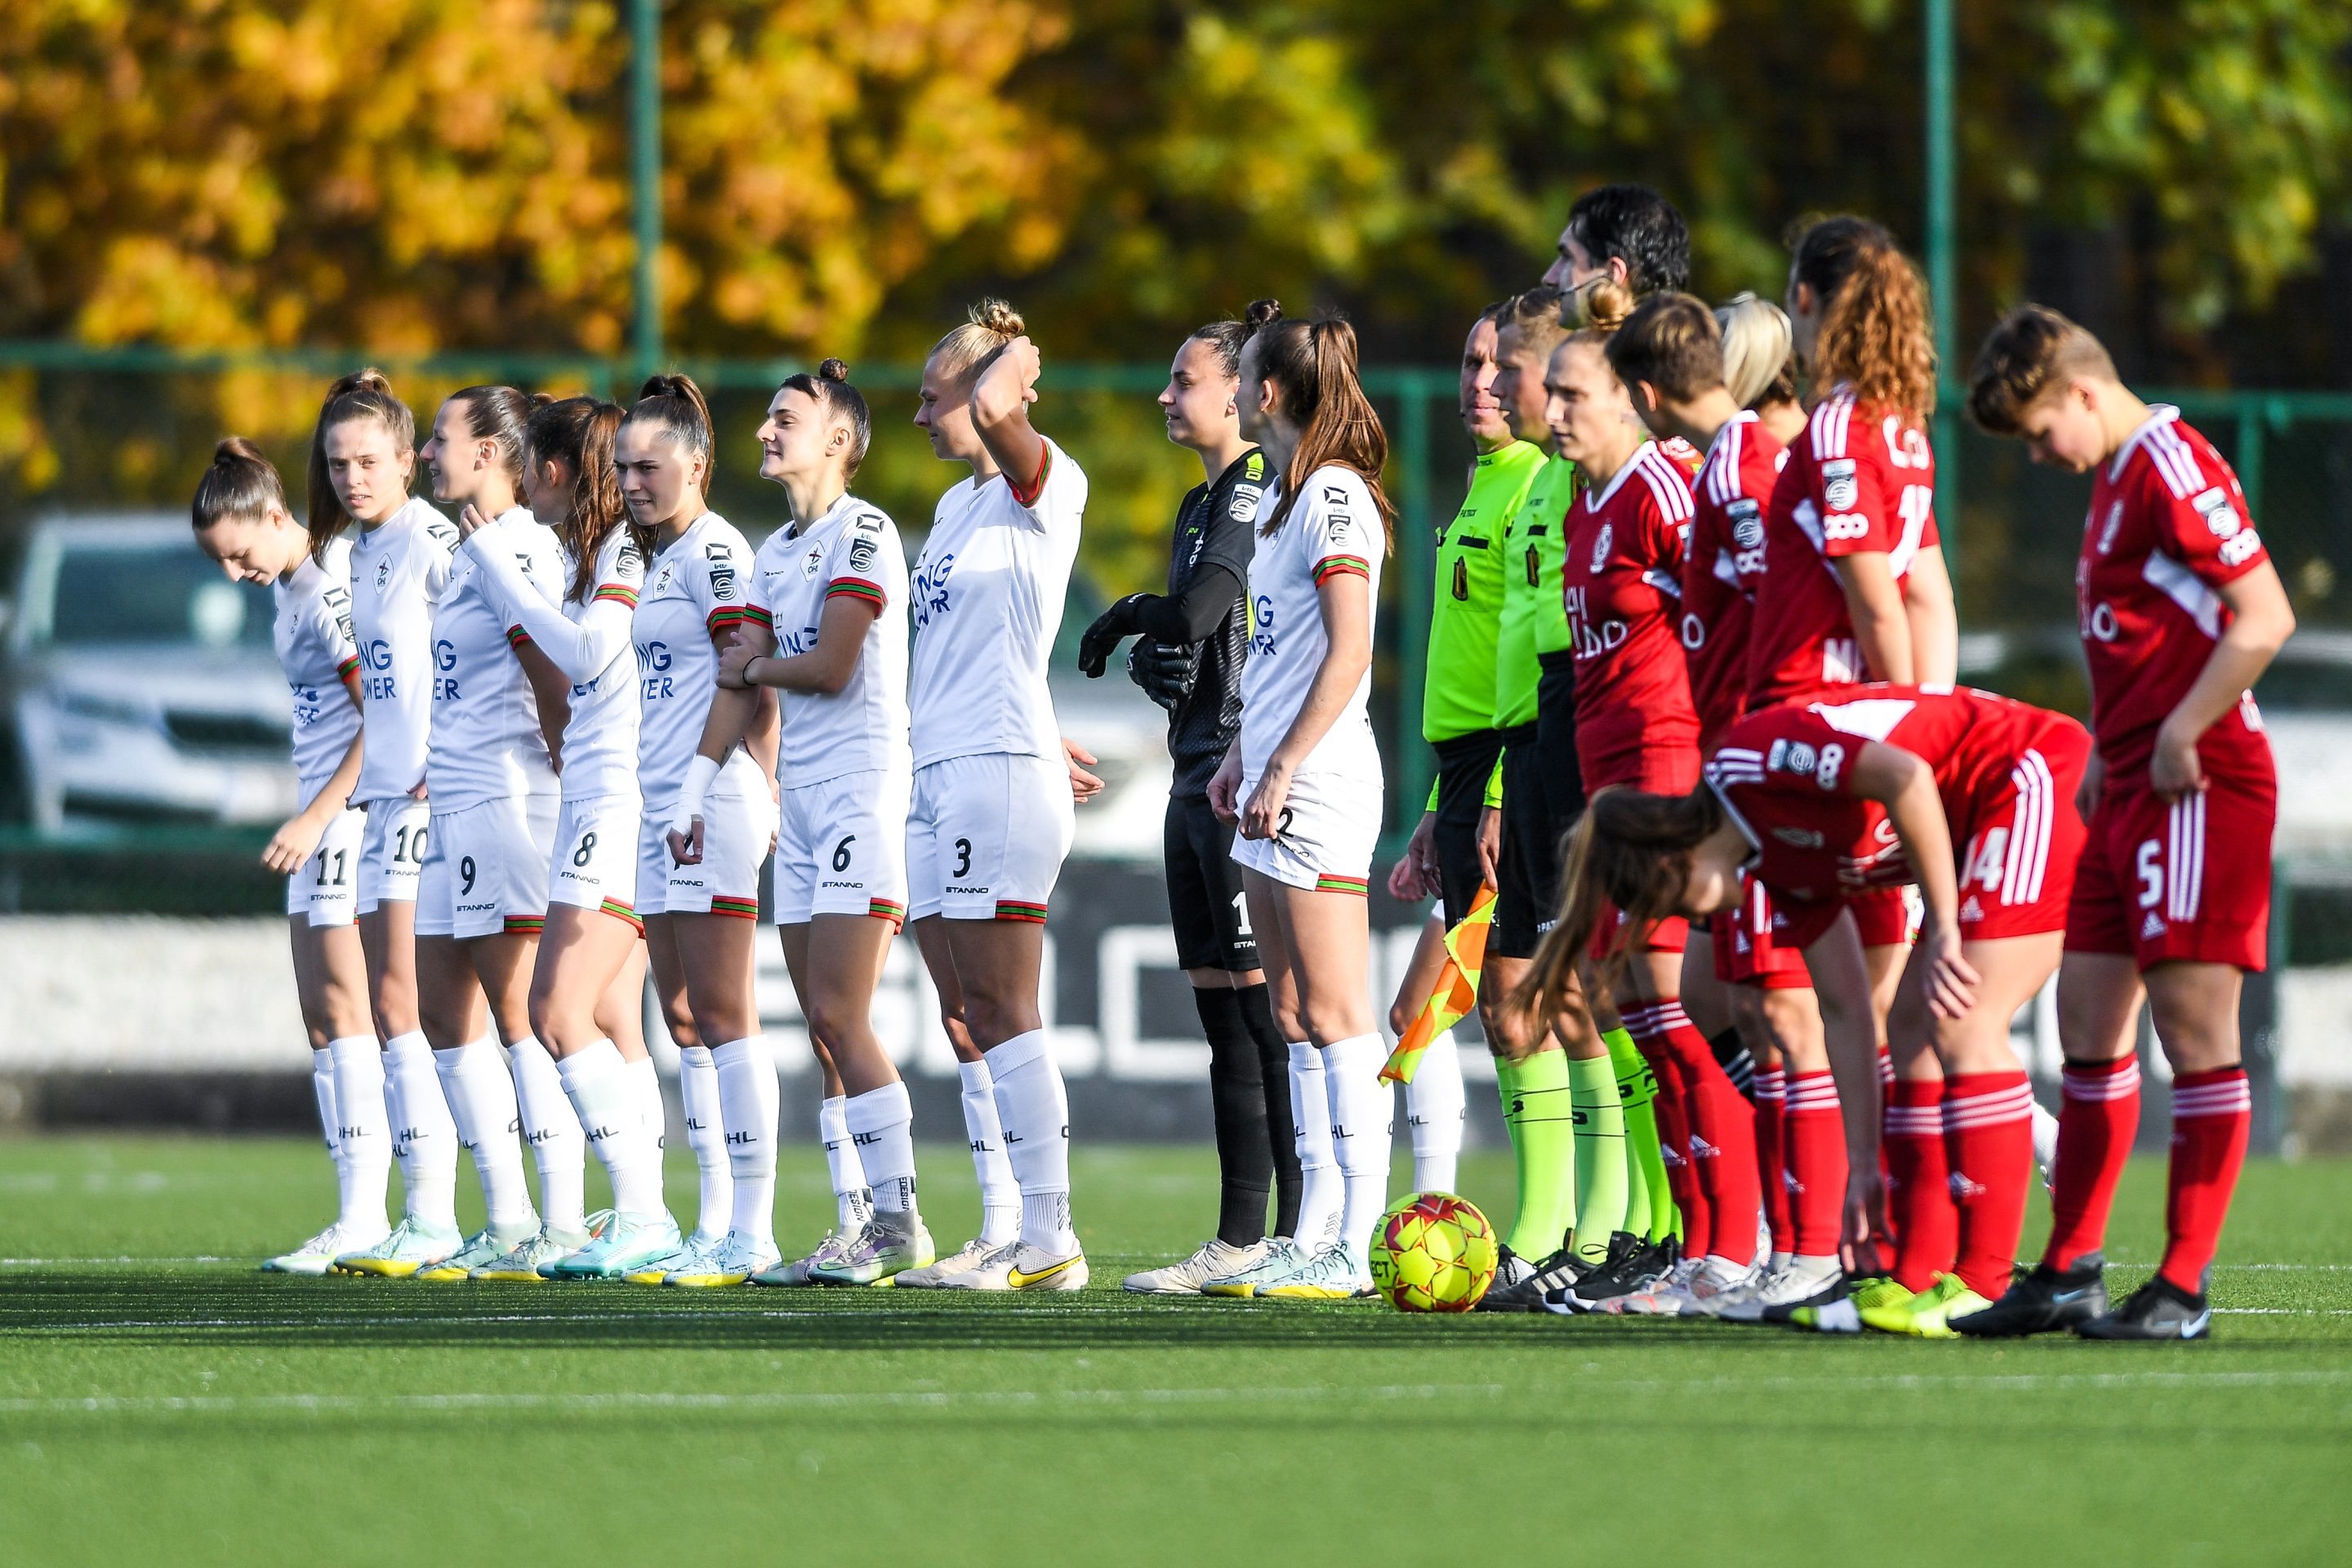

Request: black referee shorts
left=1431, top=728, right=1503, bottom=926
left=1493, top=652, right=1588, bottom=960
left=1165, top=793, right=1259, bottom=973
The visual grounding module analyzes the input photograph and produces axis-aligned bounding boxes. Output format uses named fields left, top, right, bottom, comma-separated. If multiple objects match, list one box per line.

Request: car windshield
left=37, top=544, right=274, bottom=649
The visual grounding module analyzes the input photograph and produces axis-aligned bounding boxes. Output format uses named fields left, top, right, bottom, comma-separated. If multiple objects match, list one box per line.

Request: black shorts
left=1493, top=653, right=1588, bottom=960
left=1165, top=793, right=1258, bottom=973
left=1431, top=728, right=1503, bottom=925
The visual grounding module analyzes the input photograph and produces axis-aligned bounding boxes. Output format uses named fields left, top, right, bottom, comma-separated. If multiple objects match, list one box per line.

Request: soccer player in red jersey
left=1961, top=306, right=2296, bottom=1340
left=1517, top=684, right=2091, bottom=1336
left=1740, top=219, right=1961, bottom=1304
left=1587, top=291, right=1781, bottom=1311
left=1535, top=285, right=1711, bottom=1308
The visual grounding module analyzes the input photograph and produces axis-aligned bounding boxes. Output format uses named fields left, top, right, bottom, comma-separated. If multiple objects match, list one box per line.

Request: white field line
left=6, top=1368, right=2352, bottom=1419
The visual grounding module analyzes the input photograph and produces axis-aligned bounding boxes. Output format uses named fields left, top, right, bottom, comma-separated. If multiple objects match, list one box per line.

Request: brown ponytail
left=1246, top=302, right=1395, bottom=544
left=192, top=437, right=287, bottom=532
left=305, top=368, right=414, bottom=562
left=622, top=372, right=714, bottom=484
left=1508, top=784, right=1724, bottom=1026
left=1792, top=216, right=1937, bottom=418
left=527, top=396, right=630, bottom=604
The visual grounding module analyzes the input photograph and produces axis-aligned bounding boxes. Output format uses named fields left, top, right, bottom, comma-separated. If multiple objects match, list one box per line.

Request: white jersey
left=748, top=493, right=912, bottom=786
left=1238, top=465, right=1384, bottom=782
left=273, top=536, right=362, bottom=796
left=347, top=496, right=458, bottom=805
left=906, top=435, right=1086, bottom=768
left=470, top=523, right=647, bottom=803
left=428, top=506, right=564, bottom=810
left=633, top=511, right=765, bottom=811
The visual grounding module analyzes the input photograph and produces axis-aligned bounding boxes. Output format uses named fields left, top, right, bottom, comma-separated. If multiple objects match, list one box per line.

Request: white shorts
left=1230, top=768, right=1381, bottom=894
left=907, top=752, right=1075, bottom=923
left=357, top=797, right=432, bottom=914
left=549, top=791, right=644, bottom=929
left=642, top=788, right=776, bottom=920
left=415, top=791, right=559, bottom=939
left=775, top=767, right=911, bottom=927
left=287, top=805, right=365, bottom=928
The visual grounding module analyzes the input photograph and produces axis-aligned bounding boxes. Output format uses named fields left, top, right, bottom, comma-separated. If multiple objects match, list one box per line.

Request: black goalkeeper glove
left=1077, top=593, right=1156, bottom=678
left=1130, top=638, right=1200, bottom=709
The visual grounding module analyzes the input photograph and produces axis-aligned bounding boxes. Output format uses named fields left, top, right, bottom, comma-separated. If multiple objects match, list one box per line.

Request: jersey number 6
left=833, top=835, right=856, bottom=873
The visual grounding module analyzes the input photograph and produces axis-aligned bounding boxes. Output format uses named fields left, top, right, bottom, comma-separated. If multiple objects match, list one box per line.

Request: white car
left=3, top=513, right=296, bottom=831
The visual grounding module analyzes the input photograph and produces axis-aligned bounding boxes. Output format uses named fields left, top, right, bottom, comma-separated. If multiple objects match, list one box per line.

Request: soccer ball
left=1367, top=1192, right=1498, bottom=1312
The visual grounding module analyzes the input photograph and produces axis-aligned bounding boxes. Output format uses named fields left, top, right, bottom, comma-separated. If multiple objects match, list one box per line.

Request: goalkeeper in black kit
left=1076, top=316, right=1302, bottom=1293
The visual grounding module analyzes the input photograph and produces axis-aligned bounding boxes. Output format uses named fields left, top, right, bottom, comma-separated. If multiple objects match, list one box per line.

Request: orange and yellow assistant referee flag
left=1380, top=884, right=1496, bottom=1085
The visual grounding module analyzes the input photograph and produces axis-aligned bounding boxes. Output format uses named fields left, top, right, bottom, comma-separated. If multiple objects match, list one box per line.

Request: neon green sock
left=1498, top=1051, right=1575, bottom=1261
left=1606, top=1026, right=1674, bottom=1245
left=1566, top=1054, right=1624, bottom=1263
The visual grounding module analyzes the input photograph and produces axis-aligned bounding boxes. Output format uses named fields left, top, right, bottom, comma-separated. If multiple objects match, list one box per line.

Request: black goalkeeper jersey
left=1165, top=448, right=1269, bottom=797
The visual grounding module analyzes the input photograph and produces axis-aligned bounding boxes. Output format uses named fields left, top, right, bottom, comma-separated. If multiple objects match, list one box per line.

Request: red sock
left=2043, top=1056, right=2140, bottom=1270
left=2162, top=1067, right=2251, bottom=1293
left=1753, top=1069, right=1793, bottom=1256
left=1782, top=1070, right=1847, bottom=1258
left=1650, top=1004, right=1760, bottom=1267
left=1943, top=1070, right=2036, bottom=1299
left=1623, top=1005, right=1708, bottom=1258
left=1883, top=1078, right=1954, bottom=1291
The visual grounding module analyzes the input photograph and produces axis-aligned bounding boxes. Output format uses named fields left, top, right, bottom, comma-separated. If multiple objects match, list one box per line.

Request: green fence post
left=630, top=0, right=663, bottom=382
left=1925, top=0, right=1961, bottom=613
left=1396, top=375, right=1435, bottom=841
left=2236, top=394, right=2267, bottom=523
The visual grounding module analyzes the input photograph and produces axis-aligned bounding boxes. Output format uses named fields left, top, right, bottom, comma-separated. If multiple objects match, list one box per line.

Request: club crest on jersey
left=374, top=557, right=392, bottom=592
left=1771, top=826, right=1826, bottom=848
left=1590, top=522, right=1614, bottom=572
left=1729, top=498, right=1764, bottom=549
left=1767, top=738, right=1818, bottom=776
left=800, top=542, right=825, bottom=579
left=2096, top=499, right=2124, bottom=555
left=1822, top=458, right=1859, bottom=513
left=652, top=566, right=673, bottom=595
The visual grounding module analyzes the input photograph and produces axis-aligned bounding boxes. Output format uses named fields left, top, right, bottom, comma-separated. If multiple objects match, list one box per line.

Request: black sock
left=1198, top=987, right=1273, bottom=1247
left=1710, top=1028, right=1756, bottom=1102
left=1235, top=982, right=1302, bottom=1238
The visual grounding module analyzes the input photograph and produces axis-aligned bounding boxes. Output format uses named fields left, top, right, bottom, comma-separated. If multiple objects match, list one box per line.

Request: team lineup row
left=189, top=185, right=2289, bottom=1334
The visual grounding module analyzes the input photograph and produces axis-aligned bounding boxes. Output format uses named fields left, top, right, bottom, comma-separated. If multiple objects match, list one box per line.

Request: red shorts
left=2065, top=761, right=2274, bottom=972
left=1951, top=716, right=2091, bottom=942
left=1772, top=885, right=1914, bottom=955
left=1712, top=873, right=1810, bottom=991
left=1590, top=902, right=1688, bottom=960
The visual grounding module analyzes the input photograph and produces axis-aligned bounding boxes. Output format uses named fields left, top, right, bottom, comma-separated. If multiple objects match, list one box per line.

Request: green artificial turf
left=1, top=1136, right=2346, bottom=1565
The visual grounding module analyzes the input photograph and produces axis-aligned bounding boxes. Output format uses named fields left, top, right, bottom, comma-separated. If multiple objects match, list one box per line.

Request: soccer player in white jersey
left=189, top=439, right=386, bottom=1272
left=1202, top=301, right=1396, bottom=1301
left=890, top=299, right=1092, bottom=1292
left=464, top=396, right=682, bottom=1281
left=310, top=372, right=472, bottom=1279
left=688, top=359, right=935, bottom=1286
left=400, top=385, right=585, bottom=1281
left=621, top=374, right=786, bottom=1289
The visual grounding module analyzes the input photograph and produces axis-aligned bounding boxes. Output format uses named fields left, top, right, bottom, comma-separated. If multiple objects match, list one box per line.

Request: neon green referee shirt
left=1424, top=440, right=1546, bottom=743
left=1494, top=451, right=1579, bottom=730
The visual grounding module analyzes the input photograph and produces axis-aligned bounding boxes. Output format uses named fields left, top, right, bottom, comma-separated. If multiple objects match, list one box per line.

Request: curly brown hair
left=1793, top=216, right=1937, bottom=419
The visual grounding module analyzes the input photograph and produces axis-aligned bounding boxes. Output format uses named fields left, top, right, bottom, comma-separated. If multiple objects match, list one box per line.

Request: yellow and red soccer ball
left=1368, top=1192, right=1498, bottom=1312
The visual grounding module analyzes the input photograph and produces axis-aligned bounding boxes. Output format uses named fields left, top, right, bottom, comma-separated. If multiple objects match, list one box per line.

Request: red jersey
left=1744, top=389, right=1940, bottom=706
left=1704, top=684, right=2082, bottom=908
left=1562, top=441, right=1700, bottom=791
left=2078, top=407, right=2271, bottom=780
left=1682, top=412, right=1787, bottom=749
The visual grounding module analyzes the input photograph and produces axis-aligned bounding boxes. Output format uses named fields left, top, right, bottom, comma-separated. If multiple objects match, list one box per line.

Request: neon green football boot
left=332, top=1215, right=463, bottom=1279
left=413, top=1220, right=539, bottom=1282
left=1790, top=1274, right=1912, bottom=1334
left=1861, top=1272, right=1992, bottom=1339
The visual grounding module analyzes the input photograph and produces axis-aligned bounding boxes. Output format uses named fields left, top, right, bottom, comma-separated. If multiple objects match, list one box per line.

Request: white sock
left=819, top=1094, right=874, bottom=1230
left=712, top=1035, right=779, bottom=1249
left=434, top=1037, right=534, bottom=1230
left=559, top=1041, right=668, bottom=1219
left=327, top=1036, right=390, bottom=1236
left=676, top=1045, right=733, bottom=1241
left=508, top=1037, right=585, bottom=1232
left=957, top=1057, right=1021, bottom=1246
left=1321, top=1033, right=1394, bottom=1276
left=383, top=1031, right=457, bottom=1230
left=309, top=1046, right=345, bottom=1204
left=985, top=1029, right=1076, bottom=1254
left=626, top=1054, right=666, bottom=1145
left=1405, top=1026, right=1466, bottom=1195
left=1286, top=1042, right=1342, bottom=1250
left=846, top=1081, right=918, bottom=1218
